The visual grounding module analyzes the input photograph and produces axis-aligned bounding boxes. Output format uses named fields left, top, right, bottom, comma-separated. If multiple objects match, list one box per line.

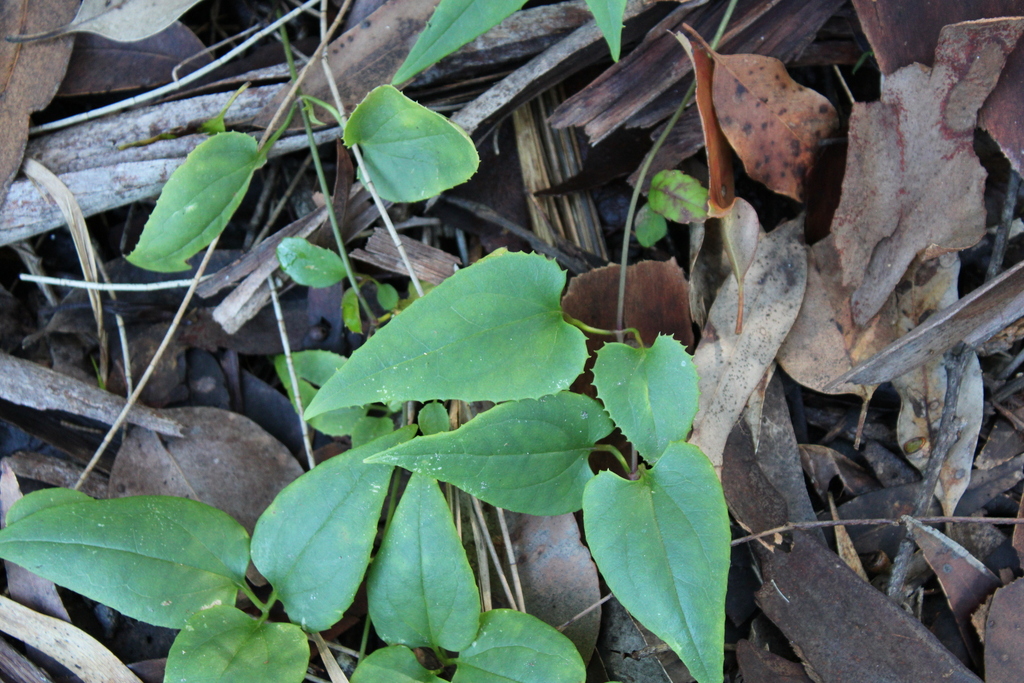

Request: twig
left=19, top=274, right=205, bottom=292
left=311, top=632, right=350, bottom=683
left=30, top=0, right=322, bottom=135
left=95, top=259, right=134, bottom=396
left=268, top=276, right=315, bottom=469
left=557, top=593, right=612, bottom=632
left=987, top=169, right=1021, bottom=282
left=470, top=497, right=518, bottom=611
left=884, top=344, right=972, bottom=597
left=495, top=508, right=526, bottom=612
left=74, top=238, right=222, bottom=490
left=467, top=492, right=492, bottom=612
left=731, top=515, right=1024, bottom=547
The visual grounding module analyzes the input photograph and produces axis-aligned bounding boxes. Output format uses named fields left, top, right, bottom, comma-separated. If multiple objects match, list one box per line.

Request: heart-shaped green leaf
left=250, top=427, right=415, bottom=632
left=585, top=0, right=628, bottom=61
left=367, top=473, right=480, bottom=651
left=305, top=250, right=588, bottom=417
left=276, top=237, right=347, bottom=288
left=417, top=401, right=450, bottom=435
left=648, top=170, right=708, bottom=224
left=127, top=132, right=263, bottom=272
left=0, top=494, right=249, bottom=629
left=453, top=609, right=585, bottom=683
left=351, top=645, right=446, bottom=683
left=369, top=392, right=611, bottom=515
left=392, top=0, right=527, bottom=84
left=344, top=85, right=478, bottom=203
left=582, top=443, right=729, bottom=683
left=634, top=203, right=668, bottom=248
left=592, top=336, right=699, bottom=463
left=165, top=605, right=308, bottom=683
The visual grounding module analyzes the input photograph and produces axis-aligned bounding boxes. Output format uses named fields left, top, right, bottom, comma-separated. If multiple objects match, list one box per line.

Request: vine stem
left=615, top=0, right=740, bottom=333
left=563, top=313, right=644, bottom=348
left=593, top=444, right=630, bottom=474
left=268, top=275, right=316, bottom=470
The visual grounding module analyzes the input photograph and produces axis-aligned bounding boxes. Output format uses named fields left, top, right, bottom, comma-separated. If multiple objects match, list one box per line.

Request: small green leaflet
left=377, top=283, right=400, bottom=311
left=367, top=474, right=480, bottom=651
left=417, top=401, right=450, bottom=435
left=351, top=415, right=396, bottom=447
left=592, top=336, right=699, bottom=463
left=272, top=351, right=366, bottom=438
left=343, top=286, right=362, bottom=334
left=648, top=170, right=709, bottom=224
left=453, top=609, right=586, bottom=683
left=0, top=494, right=249, bottom=629
left=276, top=237, right=347, bottom=288
left=634, top=204, right=668, bottom=247
left=393, top=0, right=527, bottom=84
left=165, top=605, right=308, bottom=683
left=369, top=393, right=611, bottom=516
left=351, top=645, right=446, bottom=683
left=584, top=0, right=628, bottom=61
left=344, top=85, right=479, bottom=203
left=127, top=132, right=263, bottom=272
left=250, top=427, right=415, bottom=632
left=305, top=250, right=588, bottom=417
left=582, top=443, right=729, bottom=683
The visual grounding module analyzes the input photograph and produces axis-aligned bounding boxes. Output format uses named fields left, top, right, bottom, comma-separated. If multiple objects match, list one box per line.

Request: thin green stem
left=593, top=444, right=630, bottom=474
left=241, top=582, right=274, bottom=619
left=614, top=0, right=740, bottom=333
left=563, top=314, right=644, bottom=347
left=358, top=612, right=372, bottom=660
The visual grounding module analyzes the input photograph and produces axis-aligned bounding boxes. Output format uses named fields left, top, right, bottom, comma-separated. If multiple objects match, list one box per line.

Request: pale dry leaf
left=10, top=0, right=206, bottom=43
left=831, top=17, right=1024, bottom=326
left=689, top=217, right=807, bottom=470
left=720, top=197, right=760, bottom=333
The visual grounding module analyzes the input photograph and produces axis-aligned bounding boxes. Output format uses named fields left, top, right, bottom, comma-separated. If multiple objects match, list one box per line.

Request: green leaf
left=417, top=401, right=450, bottom=435
left=369, top=392, right=610, bottom=515
left=127, top=132, right=263, bottom=272
left=272, top=351, right=366, bottom=438
left=584, top=0, right=628, bottom=61
left=165, top=605, right=308, bottom=683
left=377, top=283, right=400, bottom=311
left=648, top=170, right=708, bottom=224
left=634, top=204, right=667, bottom=248
left=250, top=427, right=415, bottom=632
left=351, top=645, right=446, bottom=683
left=6, top=488, right=91, bottom=525
left=582, top=443, right=729, bottom=683
left=0, top=494, right=249, bottom=629
left=591, top=336, right=699, bottom=463
left=352, top=415, right=396, bottom=447
left=343, top=286, right=363, bottom=334
left=344, top=85, right=479, bottom=203
left=306, top=250, right=588, bottom=417
left=367, top=473, right=480, bottom=651
left=276, top=237, right=347, bottom=288
left=393, top=0, right=527, bottom=84
left=453, top=609, right=585, bottom=683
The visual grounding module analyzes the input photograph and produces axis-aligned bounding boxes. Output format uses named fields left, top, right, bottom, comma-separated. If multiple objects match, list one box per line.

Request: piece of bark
left=0, top=353, right=181, bottom=436
left=350, top=228, right=462, bottom=285
left=2, top=452, right=108, bottom=499
left=756, top=534, right=982, bottom=683
left=0, top=634, right=55, bottom=683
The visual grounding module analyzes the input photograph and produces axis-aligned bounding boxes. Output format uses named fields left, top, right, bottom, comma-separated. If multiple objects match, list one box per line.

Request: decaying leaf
left=680, top=24, right=837, bottom=202
left=985, top=578, right=1024, bottom=683
left=8, top=0, right=205, bottom=43
left=719, top=198, right=761, bottom=333
left=689, top=217, right=807, bottom=470
left=831, top=17, right=1024, bottom=326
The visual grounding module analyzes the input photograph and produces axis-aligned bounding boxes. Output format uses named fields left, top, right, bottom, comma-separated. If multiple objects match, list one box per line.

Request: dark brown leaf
left=985, top=578, right=1024, bottom=683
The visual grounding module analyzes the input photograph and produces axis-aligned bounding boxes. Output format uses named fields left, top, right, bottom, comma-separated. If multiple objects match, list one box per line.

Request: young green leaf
left=453, top=609, right=586, bottom=683
left=648, top=170, right=709, bottom=224
left=351, top=645, right=446, bottom=683
left=377, top=283, right=400, bottom=311
left=344, top=85, right=479, bottom=203
left=634, top=204, right=668, bottom=248
left=343, top=286, right=363, bottom=334
left=276, top=237, right=347, bottom=288
left=582, top=443, right=729, bottom=683
left=305, top=250, right=588, bottom=417
left=127, top=132, right=263, bottom=272
left=368, top=393, right=611, bottom=516
left=352, top=415, right=396, bottom=447
left=165, top=605, right=308, bottom=683
left=367, top=474, right=480, bottom=651
left=392, top=0, right=527, bottom=84
left=417, top=401, right=450, bottom=435
left=250, top=427, right=415, bottom=632
left=0, top=494, right=249, bottom=629
left=584, top=0, right=628, bottom=61
left=592, top=336, right=699, bottom=463
left=272, top=351, right=367, bottom=438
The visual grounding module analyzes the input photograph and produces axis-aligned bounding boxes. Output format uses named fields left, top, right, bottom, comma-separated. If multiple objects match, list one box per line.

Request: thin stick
left=74, top=238, right=222, bottom=490
left=495, top=508, right=526, bottom=612
left=467, top=493, right=492, bottom=612
left=20, top=274, right=205, bottom=292
left=832, top=64, right=856, bottom=106
left=30, top=0, right=322, bottom=136
left=557, top=593, right=612, bottom=632
left=311, top=632, right=350, bottom=683
left=268, top=276, right=316, bottom=469
left=987, top=170, right=1021, bottom=282
left=171, top=24, right=261, bottom=82
left=732, top=515, right=1024, bottom=547
left=471, top=497, right=518, bottom=610
left=95, top=259, right=134, bottom=395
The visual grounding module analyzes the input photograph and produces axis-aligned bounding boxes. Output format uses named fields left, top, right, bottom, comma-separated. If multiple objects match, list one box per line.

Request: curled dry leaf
left=689, top=217, right=807, bottom=470
left=719, top=197, right=760, bottom=334
left=680, top=24, right=837, bottom=203
left=832, top=17, right=1024, bottom=326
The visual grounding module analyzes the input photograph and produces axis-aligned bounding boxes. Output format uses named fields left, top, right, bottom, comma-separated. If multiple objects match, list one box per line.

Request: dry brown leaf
left=828, top=492, right=869, bottom=582
left=0, top=0, right=77, bottom=209
left=681, top=25, right=837, bottom=202
left=985, top=578, right=1024, bottom=683
left=890, top=256, right=983, bottom=516
left=831, top=17, right=1024, bottom=326
left=109, top=407, right=304, bottom=532
left=689, top=217, right=807, bottom=470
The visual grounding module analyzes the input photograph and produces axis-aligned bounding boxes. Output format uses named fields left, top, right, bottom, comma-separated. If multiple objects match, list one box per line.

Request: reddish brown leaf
left=831, top=18, right=1024, bottom=326
left=0, top=0, right=77, bottom=208
left=985, top=577, right=1024, bottom=683
left=736, top=639, right=813, bottom=682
